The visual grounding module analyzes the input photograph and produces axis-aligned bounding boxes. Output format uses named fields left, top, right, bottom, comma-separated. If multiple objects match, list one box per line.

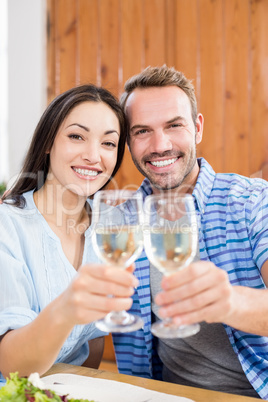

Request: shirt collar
left=192, top=158, right=216, bottom=214
left=139, top=157, right=216, bottom=215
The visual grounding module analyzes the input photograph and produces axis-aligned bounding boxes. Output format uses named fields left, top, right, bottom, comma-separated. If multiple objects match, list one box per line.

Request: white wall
left=7, top=0, right=46, bottom=185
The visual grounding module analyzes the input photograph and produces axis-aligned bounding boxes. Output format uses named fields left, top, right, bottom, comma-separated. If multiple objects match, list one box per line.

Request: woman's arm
left=0, top=263, right=137, bottom=378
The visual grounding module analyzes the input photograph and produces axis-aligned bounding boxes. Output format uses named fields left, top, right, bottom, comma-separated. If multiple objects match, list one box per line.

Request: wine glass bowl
left=92, top=189, right=144, bottom=333
left=143, top=193, right=200, bottom=338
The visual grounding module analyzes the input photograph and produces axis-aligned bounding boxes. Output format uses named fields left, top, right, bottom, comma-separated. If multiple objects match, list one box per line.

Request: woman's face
left=48, top=101, right=120, bottom=198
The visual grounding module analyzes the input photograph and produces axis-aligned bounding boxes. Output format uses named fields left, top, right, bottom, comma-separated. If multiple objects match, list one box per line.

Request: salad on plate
left=0, top=372, right=95, bottom=402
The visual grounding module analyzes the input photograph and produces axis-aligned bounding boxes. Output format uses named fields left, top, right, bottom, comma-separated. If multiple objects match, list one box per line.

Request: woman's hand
left=57, top=263, right=139, bottom=327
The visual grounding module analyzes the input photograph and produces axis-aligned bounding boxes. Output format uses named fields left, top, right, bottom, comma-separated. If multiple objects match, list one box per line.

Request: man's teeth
left=150, top=158, right=177, bottom=167
left=73, top=168, right=99, bottom=176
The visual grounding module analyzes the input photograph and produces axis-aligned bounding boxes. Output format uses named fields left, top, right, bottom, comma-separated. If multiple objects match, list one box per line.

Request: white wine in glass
left=92, top=189, right=144, bottom=333
left=144, top=193, right=200, bottom=338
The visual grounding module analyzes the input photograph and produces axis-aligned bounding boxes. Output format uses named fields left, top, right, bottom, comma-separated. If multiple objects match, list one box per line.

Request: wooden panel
left=121, top=0, right=143, bottom=80
left=77, top=0, right=99, bottom=85
left=223, top=0, right=250, bottom=176
left=198, top=0, right=224, bottom=172
left=55, top=0, right=78, bottom=94
left=46, top=0, right=56, bottom=103
left=165, top=0, right=176, bottom=66
left=119, top=0, right=145, bottom=190
left=144, top=0, right=167, bottom=66
left=250, top=0, right=268, bottom=179
left=99, top=0, right=120, bottom=94
left=174, top=0, right=199, bottom=93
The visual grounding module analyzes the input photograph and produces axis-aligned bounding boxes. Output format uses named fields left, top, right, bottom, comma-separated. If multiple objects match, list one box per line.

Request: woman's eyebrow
left=67, top=123, right=89, bottom=131
left=105, top=130, right=120, bottom=136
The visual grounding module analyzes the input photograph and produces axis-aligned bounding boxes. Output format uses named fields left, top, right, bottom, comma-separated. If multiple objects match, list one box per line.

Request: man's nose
left=149, top=130, right=172, bottom=154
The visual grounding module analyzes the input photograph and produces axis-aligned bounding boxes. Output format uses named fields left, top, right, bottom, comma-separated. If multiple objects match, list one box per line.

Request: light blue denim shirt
left=0, top=190, right=105, bottom=385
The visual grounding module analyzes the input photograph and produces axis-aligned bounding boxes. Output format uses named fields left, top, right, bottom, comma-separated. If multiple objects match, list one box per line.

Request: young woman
left=0, top=85, right=138, bottom=382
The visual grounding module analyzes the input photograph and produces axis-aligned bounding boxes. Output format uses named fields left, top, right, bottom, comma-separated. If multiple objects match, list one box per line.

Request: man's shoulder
left=213, top=171, right=268, bottom=196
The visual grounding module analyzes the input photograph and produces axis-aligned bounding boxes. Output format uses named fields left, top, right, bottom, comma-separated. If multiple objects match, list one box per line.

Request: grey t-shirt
left=150, top=263, right=260, bottom=398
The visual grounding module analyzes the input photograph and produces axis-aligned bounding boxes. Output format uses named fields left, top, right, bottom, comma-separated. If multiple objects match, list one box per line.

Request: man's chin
left=146, top=174, right=182, bottom=191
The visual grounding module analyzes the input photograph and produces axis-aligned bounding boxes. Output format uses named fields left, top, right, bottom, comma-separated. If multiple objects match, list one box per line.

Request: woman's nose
left=81, top=143, right=101, bottom=163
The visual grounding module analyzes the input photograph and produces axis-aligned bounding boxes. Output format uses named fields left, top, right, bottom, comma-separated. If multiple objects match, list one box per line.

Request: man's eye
left=135, top=129, right=148, bottom=135
left=170, top=123, right=182, bottom=128
left=68, top=134, right=83, bottom=140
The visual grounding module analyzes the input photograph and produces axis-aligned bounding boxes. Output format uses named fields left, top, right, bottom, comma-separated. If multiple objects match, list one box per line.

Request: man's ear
left=195, top=113, right=204, bottom=145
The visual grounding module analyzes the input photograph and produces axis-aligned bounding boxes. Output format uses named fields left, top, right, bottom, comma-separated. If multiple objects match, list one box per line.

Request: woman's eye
left=68, top=134, right=83, bottom=140
left=103, top=141, right=116, bottom=148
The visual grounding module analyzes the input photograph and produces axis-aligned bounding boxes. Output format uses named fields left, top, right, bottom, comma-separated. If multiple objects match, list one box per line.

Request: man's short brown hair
left=121, top=65, right=198, bottom=125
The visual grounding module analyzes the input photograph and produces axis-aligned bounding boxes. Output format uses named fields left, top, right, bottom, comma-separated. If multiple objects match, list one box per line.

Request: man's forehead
left=125, top=86, right=191, bottom=121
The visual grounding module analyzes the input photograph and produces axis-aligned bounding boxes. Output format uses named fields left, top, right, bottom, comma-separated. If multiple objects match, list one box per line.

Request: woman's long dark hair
left=3, top=84, right=127, bottom=207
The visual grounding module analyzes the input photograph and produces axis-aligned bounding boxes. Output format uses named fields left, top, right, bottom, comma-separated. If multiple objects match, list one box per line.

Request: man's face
left=125, top=86, right=203, bottom=193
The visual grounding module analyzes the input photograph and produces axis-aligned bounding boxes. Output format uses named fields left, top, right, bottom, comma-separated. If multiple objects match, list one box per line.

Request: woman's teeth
left=150, top=158, right=177, bottom=167
left=73, top=168, right=99, bottom=176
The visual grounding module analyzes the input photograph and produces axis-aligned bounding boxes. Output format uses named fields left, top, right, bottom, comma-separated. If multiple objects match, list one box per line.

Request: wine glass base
left=95, top=311, right=144, bottom=333
left=151, top=321, right=200, bottom=339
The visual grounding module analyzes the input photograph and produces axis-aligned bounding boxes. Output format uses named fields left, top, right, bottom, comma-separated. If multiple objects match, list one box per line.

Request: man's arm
left=155, top=259, right=268, bottom=336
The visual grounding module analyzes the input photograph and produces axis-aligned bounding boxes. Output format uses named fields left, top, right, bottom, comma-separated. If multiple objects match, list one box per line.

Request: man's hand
left=155, top=260, right=268, bottom=336
left=155, top=261, right=233, bottom=326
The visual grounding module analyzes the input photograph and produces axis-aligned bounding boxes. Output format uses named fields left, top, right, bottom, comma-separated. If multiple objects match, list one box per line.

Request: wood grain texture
left=250, top=0, right=268, bottom=179
left=99, top=0, right=120, bottom=94
left=198, top=0, right=224, bottom=172
left=77, top=0, right=99, bottom=85
left=223, top=0, right=250, bottom=175
left=55, top=0, right=78, bottom=94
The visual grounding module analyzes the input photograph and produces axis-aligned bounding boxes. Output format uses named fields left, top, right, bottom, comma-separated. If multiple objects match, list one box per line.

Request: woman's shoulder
left=1, top=190, right=36, bottom=214
left=0, top=191, right=40, bottom=230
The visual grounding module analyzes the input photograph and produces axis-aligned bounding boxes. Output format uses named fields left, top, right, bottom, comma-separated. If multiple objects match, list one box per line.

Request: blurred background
left=1, top=0, right=268, bottom=366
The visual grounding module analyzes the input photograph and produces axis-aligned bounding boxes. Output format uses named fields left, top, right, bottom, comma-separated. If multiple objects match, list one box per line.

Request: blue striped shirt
left=113, top=158, right=268, bottom=398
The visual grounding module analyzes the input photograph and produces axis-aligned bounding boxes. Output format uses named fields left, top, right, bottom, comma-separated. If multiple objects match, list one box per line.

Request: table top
left=43, top=363, right=260, bottom=402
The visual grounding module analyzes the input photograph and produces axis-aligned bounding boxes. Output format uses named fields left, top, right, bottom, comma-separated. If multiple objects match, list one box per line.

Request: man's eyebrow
left=67, top=123, right=89, bottom=132
left=130, top=124, right=150, bottom=131
left=166, top=116, right=186, bottom=124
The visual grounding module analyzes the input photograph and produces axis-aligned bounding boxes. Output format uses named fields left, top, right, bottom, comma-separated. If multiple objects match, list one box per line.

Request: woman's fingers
left=60, top=263, right=138, bottom=325
left=79, top=263, right=138, bottom=288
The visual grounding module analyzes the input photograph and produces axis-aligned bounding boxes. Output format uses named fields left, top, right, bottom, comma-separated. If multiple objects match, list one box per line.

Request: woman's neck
left=33, top=183, right=90, bottom=233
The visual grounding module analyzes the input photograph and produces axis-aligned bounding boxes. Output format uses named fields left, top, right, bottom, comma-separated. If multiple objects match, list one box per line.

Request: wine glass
left=91, top=189, right=144, bottom=333
left=143, top=193, right=200, bottom=338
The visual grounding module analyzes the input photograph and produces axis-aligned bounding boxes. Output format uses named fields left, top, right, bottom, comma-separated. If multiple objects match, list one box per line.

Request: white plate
left=42, top=373, right=195, bottom=402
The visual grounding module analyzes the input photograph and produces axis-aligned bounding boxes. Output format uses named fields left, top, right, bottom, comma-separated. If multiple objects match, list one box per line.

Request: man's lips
left=148, top=157, right=178, bottom=168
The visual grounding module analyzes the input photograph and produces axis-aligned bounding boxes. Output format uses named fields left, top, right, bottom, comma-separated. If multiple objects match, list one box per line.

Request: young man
left=113, top=65, right=268, bottom=399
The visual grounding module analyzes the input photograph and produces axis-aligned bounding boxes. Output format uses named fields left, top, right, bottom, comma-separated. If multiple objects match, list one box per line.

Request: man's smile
left=149, top=157, right=178, bottom=168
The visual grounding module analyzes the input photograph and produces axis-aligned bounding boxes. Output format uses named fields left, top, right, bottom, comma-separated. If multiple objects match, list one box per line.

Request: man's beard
left=131, top=147, right=197, bottom=191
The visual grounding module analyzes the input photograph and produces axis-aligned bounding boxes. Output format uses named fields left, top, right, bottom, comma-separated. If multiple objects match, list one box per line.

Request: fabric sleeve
left=246, top=182, right=268, bottom=270
left=0, top=211, right=38, bottom=335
